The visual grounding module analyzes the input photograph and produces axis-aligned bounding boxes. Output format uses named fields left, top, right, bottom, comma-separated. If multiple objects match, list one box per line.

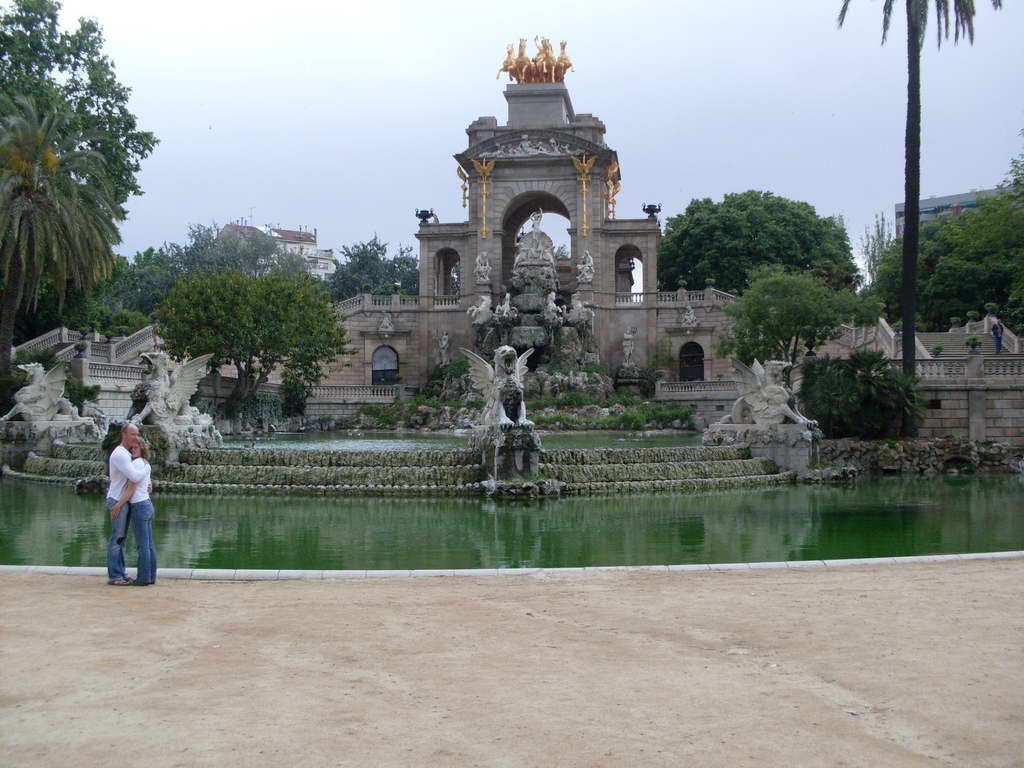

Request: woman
left=110, top=438, right=156, bottom=586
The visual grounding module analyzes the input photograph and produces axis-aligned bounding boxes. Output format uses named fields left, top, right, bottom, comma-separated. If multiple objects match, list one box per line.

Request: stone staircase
left=9, top=443, right=794, bottom=497
left=540, top=445, right=792, bottom=495
left=918, top=332, right=1013, bottom=357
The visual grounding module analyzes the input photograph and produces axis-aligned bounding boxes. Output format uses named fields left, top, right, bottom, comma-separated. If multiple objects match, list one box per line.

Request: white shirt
left=129, top=459, right=152, bottom=503
left=107, top=445, right=147, bottom=501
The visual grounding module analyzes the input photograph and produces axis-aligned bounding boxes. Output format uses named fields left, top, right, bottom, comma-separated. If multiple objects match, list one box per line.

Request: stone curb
left=1, top=551, right=1021, bottom=581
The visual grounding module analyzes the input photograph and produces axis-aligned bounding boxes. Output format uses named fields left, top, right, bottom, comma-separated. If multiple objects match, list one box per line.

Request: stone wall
left=821, top=437, right=1021, bottom=475
left=919, top=383, right=1024, bottom=445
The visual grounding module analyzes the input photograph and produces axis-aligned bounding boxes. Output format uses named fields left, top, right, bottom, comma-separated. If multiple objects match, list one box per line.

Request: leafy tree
left=0, top=95, right=121, bottom=371
left=658, top=190, right=858, bottom=294
left=327, top=237, right=418, bottom=300
left=154, top=270, right=349, bottom=415
left=719, top=266, right=880, bottom=366
left=859, top=212, right=893, bottom=288
left=800, top=351, right=921, bottom=438
left=872, top=189, right=1024, bottom=330
left=0, top=0, right=157, bottom=204
left=838, top=0, right=1003, bottom=377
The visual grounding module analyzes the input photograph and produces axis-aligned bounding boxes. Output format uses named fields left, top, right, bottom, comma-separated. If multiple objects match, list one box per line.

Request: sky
left=54, top=0, right=1024, bottom=276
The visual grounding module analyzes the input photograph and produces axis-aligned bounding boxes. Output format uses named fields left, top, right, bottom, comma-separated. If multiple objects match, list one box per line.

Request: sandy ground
left=1, top=561, right=1023, bottom=768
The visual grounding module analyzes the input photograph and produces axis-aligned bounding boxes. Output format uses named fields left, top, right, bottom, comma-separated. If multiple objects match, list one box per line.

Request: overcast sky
left=57, top=0, right=1023, bottom=275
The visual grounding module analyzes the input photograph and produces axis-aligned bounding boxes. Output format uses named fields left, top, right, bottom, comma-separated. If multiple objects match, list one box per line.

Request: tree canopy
left=326, top=237, right=419, bottom=300
left=872, top=187, right=1024, bottom=330
left=0, top=95, right=121, bottom=370
left=719, top=266, right=880, bottom=366
left=0, top=0, right=157, bottom=204
left=154, top=270, right=349, bottom=415
left=657, top=191, right=858, bottom=295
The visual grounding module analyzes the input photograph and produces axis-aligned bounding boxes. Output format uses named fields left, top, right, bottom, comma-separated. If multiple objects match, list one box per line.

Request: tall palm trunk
left=901, top=2, right=921, bottom=381
left=0, top=255, right=25, bottom=373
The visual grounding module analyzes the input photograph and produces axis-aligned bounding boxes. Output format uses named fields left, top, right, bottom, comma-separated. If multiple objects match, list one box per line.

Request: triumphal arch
left=329, top=43, right=735, bottom=395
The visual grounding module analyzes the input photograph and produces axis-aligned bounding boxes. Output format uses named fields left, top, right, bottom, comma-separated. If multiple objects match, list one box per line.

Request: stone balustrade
left=614, top=292, right=644, bottom=305
left=111, top=326, right=160, bottom=362
left=86, top=362, right=145, bottom=384
left=983, top=358, right=1024, bottom=378
left=307, top=384, right=399, bottom=403
left=433, top=295, right=461, bottom=308
left=657, top=380, right=737, bottom=394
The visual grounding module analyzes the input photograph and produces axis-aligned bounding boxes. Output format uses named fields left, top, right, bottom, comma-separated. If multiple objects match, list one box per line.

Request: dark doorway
left=679, top=342, right=704, bottom=381
left=372, top=345, right=399, bottom=384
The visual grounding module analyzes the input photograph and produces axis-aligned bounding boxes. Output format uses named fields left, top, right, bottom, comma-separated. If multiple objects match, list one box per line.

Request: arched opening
left=501, top=191, right=572, bottom=289
left=679, top=342, right=704, bottom=382
left=371, top=345, right=400, bottom=385
left=614, top=245, right=644, bottom=298
left=435, top=249, right=461, bottom=296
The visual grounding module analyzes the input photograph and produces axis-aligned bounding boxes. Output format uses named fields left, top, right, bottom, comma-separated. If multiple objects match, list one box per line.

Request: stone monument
left=129, top=352, right=222, bottom=460
left=0, top=363, right=100, bottom=466
left=703, top=359, right=821, bottom=475
left=462, top=345, right=542, bottom=480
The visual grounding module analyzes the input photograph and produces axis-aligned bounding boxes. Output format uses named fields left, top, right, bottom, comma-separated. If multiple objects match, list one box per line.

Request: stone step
left=178, top=448, right=481, bottom=468
left=540, top=458, right=777, bottom=483
left=24, top=455, right=105, bottom=479
left=50, top=444, right=106, bottom=461
left=543, top=446, right=751, bottom=465
left=560, top=472, right=795, bottom=495
left=158, top=462, right=484, bottom=487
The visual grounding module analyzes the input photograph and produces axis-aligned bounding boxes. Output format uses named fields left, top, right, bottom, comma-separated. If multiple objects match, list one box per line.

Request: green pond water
left=1, top=477, right=1021, bottom=570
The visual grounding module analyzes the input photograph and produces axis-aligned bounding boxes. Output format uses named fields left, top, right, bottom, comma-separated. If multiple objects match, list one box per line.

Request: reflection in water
left=1, top=477, right=1022, bottom=570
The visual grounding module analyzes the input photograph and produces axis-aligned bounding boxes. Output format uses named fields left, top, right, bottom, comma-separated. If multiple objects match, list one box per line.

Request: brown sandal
left=107, top=578, right=133, bottom=586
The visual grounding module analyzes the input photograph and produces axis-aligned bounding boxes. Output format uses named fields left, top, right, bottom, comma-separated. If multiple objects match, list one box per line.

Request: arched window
left=614, top=245, right=643, bottom=297
left=679, top=342, right=704, bottom=382
left=435, top=249, right=460, bottom=296
left=372, top=345, right=399, bottom=384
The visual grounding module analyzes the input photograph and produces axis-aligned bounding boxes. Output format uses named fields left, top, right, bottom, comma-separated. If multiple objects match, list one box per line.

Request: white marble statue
left=494, top=292, right=517, bottom=320
left=461, top=345, right=534, bottom=427
left=378, top=311, right=395, bottom=335
left=0, top=363, right=82, bottom=422
left=438, top=332, right=451, bottom=365
left=131, top=352, right=214, bottom=428
left=467, top=294, right=493, bottom=326
left=567, top=294, right=594, bottom=327
left=576, top=249, right=595, bottom=284
left=622, top=326, right=637, bottom=366
left=678, top=303, right=699, bottom=330
left=474, top=251, right=492, bottom=283
left=721, top=359, right=814, bottom=427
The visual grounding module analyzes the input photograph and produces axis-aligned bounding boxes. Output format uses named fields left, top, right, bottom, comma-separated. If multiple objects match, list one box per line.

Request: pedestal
left=703, top=422, right=822, bottom=476
left=472, top=424, right=543, bottom=481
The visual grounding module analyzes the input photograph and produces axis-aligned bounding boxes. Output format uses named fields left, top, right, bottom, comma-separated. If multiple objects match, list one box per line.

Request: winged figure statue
left=0, top=363, right=81, bottom=422
left=131, top=352, right=214, bottom=428
left=461, top=345, right=534, bottom=427
left=721, top=359, right=814, bottom=427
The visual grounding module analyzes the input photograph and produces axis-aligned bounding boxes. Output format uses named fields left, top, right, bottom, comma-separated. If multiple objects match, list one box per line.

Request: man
left=991, top=320, right=1003, bottom=354
left=106, top=423, right=148, bottom=585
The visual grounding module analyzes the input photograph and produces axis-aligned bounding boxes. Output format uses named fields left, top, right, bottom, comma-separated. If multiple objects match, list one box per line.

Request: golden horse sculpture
left=499, top=38, right=574, bottom=84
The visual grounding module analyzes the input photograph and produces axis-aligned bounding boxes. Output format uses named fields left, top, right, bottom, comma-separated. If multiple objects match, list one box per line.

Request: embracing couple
left=106, top=423, right=158, bottom=587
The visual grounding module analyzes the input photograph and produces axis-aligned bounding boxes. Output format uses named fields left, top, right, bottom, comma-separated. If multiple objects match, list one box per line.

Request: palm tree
left=838, top=0, right=1002, bottom=379
left=0, top=95, right=122, bottom=372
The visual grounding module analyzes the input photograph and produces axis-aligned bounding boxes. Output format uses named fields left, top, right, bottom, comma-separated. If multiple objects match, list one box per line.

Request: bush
left=239, top=393, right=282, bottom=424
left=799, top=351, right=920, bottom=438
left=65, top=377, right=100, bottom=411
left=281, top=376, right=309, bottom=418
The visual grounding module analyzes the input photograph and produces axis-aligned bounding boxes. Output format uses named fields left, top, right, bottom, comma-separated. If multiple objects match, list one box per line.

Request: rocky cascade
left=13, top=442, right=796, bottom=498
left=539, top=445, right=791, bottom=495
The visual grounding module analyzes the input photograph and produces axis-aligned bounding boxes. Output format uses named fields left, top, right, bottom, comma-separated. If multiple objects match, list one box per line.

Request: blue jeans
left=130, top=499, right=157, bottom=585
left=106, top=497, right=130, bottom=581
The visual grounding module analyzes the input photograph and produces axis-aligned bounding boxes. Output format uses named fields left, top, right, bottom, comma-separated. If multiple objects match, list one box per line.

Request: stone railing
left=654, top=288, right=736, bottom=307
left=433, top=294, right=461, bottom=308
left=86, top=362, right=146, bottom=384
left=307, top=384, right=399, bottom=403
left=913, top=359, right=968, bottom=380
left=983, top=358, right=1024, bottom=378
left=399, top=295, right=420, bottom=307
left=334, top=296, right=363, bottom=316
left=112, top=325, right=160, bottom=362
left=615, top=292, right=644, bottom=305
left=54, top=344, right=79, bottom=363
left=13, top=327, right=67, bottom=353
left=656, top=380, right=738, bottom=400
